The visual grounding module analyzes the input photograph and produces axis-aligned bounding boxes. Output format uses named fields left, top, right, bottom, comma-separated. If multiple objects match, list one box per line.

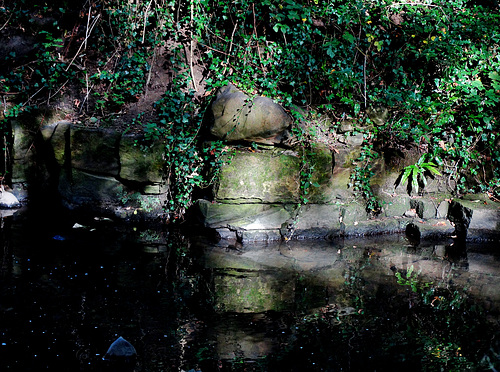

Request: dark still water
left=1, top=208, right=500, bottom=371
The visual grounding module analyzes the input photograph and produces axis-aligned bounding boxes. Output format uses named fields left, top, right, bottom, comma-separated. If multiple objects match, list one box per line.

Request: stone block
left=47, top=121, right=71, bottom=166
left=454, top=199, right=500, bottom=241
left=119, top=134, right=165, bottom=183
left=294, top=203, right=342, bottom=231
left=197, top=200, right=292, bottom=231
left=216, top=151, right=301, bottom=203
left=12, top=120, right=34, bottom=162
left=379, top=194, right=411, bottom=217
left=215, top=148, right=333, bottom=204
left=436, top=200, right=449, bottom=219
left=58, top=168, right=123, bottom=205
left=71, top=127, right=120, bottom=176
left=409, top=219, right=455, bottom=240
left=343, top=217, right=404, bottom=237
left=242, top=230, right=282, bottom=242
left=143, top=182, right=169, bottom=195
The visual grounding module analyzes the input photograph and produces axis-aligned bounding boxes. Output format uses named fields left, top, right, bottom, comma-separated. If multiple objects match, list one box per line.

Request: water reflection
left=1, top=210, right=500, bottom=371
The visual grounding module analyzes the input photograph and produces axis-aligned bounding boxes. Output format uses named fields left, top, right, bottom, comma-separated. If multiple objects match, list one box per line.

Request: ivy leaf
left=489, top=71, right=500, bottom=81
left=343, top=32, right=355, bottom=43
left=471, top=79, right=484, bottom=90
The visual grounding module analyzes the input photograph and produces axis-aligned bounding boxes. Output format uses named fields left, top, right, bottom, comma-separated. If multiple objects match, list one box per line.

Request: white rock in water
left=0, top=190, right=20, bottom=208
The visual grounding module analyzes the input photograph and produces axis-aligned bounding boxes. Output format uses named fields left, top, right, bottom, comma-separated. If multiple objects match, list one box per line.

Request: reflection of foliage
left=395, top=265, right=432, bottom=292
left=393, top=266, right=479, bottom=370
left=256, top=266, right=493, bottom=371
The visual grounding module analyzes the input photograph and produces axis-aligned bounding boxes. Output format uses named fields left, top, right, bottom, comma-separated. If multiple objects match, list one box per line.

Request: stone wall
left=11, top=118, right=168, bottom=220
left=193, top=84, right=500, bottom=243
left=6, top=89, right=500, bottom=242
left=194, top=146, right=463, bottom=243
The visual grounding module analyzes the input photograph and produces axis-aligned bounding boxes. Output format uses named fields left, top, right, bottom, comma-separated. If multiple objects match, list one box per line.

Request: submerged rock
left=103, top=336, right=137, bottom=361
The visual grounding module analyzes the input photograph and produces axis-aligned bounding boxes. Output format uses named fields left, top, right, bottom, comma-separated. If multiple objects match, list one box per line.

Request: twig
left=0, top=13, right=12, bottom=31
left=84, top=6, right=91, bottom=50
left=23, top=86, right=45, bottom=106
left=48, top=79, right=69, bottom=102
left=141, top=0, right=153, bottom=44
left=189, top=0, right=198, bottom=91
left=222, top=20, right=239, bottom=76
left=198, top=42, right=232, bottom=56
left=85, top=72, right=89, bottom=112
left=65, top=13, right=100, bottom=72
left=145, top=46, right=157, bottom=95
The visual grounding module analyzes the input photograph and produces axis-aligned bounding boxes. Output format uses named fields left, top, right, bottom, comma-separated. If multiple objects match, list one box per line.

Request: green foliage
left=116, top=187, right=162, bottom=213
left=294, top=128, right=321, bottom=205
left=396, top=154, right=442, bottom=195
left=88, top=1, right=169, bottom=113
left=349, top=130, right=382, bottom=215
left=2, top=0, right=500, bottom=216
left=196, top=0, right=500, bottom=200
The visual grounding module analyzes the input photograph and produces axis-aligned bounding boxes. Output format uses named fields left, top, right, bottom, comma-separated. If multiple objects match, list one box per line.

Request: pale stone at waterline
left=0, top=190, right=21, bottom=208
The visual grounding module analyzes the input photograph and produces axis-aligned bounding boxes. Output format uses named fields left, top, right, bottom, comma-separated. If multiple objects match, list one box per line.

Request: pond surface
left=1, top=208, right=500, bottom=371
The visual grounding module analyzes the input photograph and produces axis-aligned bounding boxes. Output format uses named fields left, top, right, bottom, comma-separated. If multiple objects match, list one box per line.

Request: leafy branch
left=395, top=154, right=442, bottom=195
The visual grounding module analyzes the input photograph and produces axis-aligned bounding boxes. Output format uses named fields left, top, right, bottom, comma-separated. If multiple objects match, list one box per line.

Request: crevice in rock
left=410, top=199, right=424, bottom=219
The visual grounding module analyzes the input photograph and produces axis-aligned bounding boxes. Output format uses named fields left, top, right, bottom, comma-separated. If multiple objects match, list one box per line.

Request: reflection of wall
left=213, top=315, right=275, bottom=360
left=202, top=238, right=500, bottom=314
left=213, top=270, right=295, bottom=313
left=198, top=238, right=500, bottom=366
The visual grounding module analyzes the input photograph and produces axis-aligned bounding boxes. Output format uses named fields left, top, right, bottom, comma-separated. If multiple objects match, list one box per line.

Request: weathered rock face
left=215, top=147, right=334, bottom=204
left=6, top=106, right=500, bottom=243
left=119, top=135, right=165, bottom=184
left=195, top=127, right=500, bottom=243
left=210, top=84, right=292, bottom=144
left=448, top=197, right=500, bottom=241
left=11, top=119, right=167, bottom=219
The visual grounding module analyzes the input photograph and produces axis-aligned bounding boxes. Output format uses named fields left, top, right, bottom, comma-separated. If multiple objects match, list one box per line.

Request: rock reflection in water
left=201, top=236, right=500, bottom=369
left=1, top=211, right=500, bottom=371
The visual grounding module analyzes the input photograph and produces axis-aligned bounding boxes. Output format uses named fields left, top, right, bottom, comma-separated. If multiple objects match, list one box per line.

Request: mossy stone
left=216, top=150, right=301, bottom=203
left=71, top=127, right=120, bottom=176
left=119, top=134, right=165, bottom=183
